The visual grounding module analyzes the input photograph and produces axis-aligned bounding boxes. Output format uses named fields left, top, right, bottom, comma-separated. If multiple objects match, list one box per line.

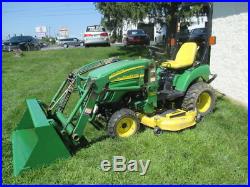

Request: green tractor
left=12, top=3, right=217, bottom=176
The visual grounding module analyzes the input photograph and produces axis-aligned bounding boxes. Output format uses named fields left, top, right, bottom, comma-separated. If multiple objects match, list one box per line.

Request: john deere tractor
left=12, top=3, right=216, bottom=176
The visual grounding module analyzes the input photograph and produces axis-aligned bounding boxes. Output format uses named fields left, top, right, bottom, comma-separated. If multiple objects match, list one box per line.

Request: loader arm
left=12, top=58, right=119, bottom=176
left=48, top=57, right=119, bottom=113
left=55, top=79, right=98, bottom=141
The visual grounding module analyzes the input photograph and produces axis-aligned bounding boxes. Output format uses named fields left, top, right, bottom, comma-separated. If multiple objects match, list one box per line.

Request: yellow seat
left=161, top=42, right=198, bottom=69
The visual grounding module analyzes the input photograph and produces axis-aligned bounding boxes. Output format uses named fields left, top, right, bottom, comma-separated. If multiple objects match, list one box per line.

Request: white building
left=187, top=16, right=208, bottom=31
left=210, top=2, right=248, bottom=106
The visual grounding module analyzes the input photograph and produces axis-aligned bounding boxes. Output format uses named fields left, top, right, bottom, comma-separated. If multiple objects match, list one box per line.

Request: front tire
left=108, top=108, right=140, bottom=138
left=182, top=82, right=216, bottom=116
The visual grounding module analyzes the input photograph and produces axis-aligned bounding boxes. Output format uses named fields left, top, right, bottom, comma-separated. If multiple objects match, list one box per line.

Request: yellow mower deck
left=139, top=109, right=197, bottom=131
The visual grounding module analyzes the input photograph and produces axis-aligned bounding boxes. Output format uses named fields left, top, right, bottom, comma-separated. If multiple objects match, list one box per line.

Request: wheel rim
left=116, top=117, right=137, bottom=137
left=196, top=92, right=212, bottom=113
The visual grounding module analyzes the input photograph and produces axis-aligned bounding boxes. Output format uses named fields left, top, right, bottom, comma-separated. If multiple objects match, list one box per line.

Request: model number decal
left=109, top=66, right=144, bottom=79
left=110, top=74, right=144, bottom=82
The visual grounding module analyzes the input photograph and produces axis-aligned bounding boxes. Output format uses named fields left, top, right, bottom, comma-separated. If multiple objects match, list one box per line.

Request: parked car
left=189, top=28, right=208, bottom=43
left=178, top=28, right=207, bottom=44
left=123, top=29, right=150, bottom=46
left=2, top=36, right=41, bottom=52
left=57, top=38, right=84, bottom=48
left=83, top=25, right=110, bottom=47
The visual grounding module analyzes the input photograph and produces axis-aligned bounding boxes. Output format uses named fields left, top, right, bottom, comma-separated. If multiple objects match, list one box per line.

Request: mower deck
left=138, top=109, right=197, bottom=131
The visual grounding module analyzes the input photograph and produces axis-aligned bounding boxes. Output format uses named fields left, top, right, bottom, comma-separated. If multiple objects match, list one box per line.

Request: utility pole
left=48, top=26, right=51, bottom=38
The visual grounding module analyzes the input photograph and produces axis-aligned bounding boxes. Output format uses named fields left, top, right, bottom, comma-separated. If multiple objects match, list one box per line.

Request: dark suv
left=3, top=36, right=41, bottom=52
left=178, top=28, right=208, bottom=44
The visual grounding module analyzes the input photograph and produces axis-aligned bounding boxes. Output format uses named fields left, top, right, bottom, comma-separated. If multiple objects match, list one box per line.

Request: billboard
left=35, top=26, right=47, bottom=33
left=58, top=27, right=69, bottom=39
left=35, top=26, right=47, bottom=39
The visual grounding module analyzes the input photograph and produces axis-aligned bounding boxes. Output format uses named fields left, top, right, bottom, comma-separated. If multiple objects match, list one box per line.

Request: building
left=210, top=2, right=248, bottom=106
left=122, top=12, right=208, bottom=44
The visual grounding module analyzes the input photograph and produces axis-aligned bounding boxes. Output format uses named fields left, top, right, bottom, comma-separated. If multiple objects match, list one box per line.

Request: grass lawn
left=2, top=47, right=248, bottom=184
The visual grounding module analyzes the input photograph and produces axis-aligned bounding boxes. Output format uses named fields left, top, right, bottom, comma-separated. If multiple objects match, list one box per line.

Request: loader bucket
left=12, top=99, right=71, bottom=176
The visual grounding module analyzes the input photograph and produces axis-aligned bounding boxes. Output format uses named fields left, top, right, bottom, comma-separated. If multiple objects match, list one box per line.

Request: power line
left=4, top=12, right=98, bottom=19
left=35, top=12, right=98, bottom=17
left=3, top=3, right=94, bottom=11
left=3, top=7, right=97, bottom=14
left=3, top=11, right=99, bottom=17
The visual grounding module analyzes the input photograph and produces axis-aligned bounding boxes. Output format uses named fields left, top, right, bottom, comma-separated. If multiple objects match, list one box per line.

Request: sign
left=35, top=26, right=47, bottom=33
left=58, top=27, right=69, bottom=39
left=35, top=26, right=47, bottom=39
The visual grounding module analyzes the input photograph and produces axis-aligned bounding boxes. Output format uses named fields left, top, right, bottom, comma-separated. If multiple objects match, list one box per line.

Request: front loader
left=12, top=3, right=217, bottom=176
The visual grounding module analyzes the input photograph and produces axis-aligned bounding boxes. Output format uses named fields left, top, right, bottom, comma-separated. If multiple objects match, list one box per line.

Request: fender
left=173, top=65, right=210, bottom=92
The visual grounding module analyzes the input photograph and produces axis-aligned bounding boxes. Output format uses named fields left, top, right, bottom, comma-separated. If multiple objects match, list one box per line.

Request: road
left=41, top=43, right=124, bottom=51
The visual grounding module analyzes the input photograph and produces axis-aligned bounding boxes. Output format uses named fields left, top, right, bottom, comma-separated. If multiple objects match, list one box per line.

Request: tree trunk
left=167, top=5, right=178, bottom=59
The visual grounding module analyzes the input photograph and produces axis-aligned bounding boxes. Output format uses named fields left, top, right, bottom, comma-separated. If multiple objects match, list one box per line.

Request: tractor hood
left=88, top=58, right=152, bottom=79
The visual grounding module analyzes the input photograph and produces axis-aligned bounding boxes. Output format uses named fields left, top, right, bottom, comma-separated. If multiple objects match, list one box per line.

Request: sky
left=2, top=2, right=103, bottom=40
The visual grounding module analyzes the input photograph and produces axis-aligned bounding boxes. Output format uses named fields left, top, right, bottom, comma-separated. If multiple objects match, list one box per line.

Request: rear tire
left=108, top=108, right=140, bottom=138
left=182, top=82, right=216, bottom=116
left=63, top=44, right=68, bottom=48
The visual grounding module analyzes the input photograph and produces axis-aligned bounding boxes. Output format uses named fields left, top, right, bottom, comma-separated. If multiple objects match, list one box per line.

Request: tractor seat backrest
left=175, top=42, right=198, bottom=66
left=161, top=42, right=198, bottom=69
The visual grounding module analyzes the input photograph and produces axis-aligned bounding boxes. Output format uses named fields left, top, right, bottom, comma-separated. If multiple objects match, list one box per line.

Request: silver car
left=57, top=38, right=84, bottom=48
left=83, top=25, right=110, bottom=47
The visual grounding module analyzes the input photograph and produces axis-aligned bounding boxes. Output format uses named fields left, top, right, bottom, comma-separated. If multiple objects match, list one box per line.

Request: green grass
left=2, top=47, right=248, bottom=184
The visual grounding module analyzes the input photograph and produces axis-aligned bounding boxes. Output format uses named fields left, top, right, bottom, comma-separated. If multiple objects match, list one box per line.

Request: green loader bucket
left=12, top=99, right=71, bottom=176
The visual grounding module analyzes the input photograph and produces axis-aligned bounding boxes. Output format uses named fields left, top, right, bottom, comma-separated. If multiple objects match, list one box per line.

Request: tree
left=95, top=3, right=127, bottom=41
left=95, top=2, right=204, bottom=40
